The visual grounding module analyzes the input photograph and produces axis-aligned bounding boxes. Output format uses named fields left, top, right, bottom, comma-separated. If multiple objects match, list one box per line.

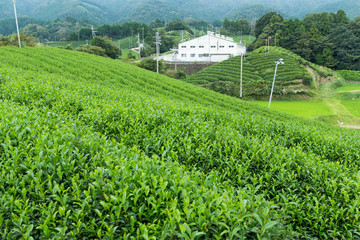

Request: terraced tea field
left=186, top=46, right=332, bottom=99
left=0, top=46, right=360, bottom=239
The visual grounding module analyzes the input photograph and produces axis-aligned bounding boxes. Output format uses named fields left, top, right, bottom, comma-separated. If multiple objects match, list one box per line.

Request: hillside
left=187, top=46, right=333, bottom=99
left=316, top=0, right=360, bottom=19
left=0, top=46, right=360, bottom=239
left=225, top=4, right=281, bottom=20
left=1, top=0, right=358, bottom=24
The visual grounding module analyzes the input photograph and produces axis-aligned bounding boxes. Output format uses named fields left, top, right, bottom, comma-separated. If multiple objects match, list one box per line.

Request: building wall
left=177, top=33, right=246, bottom=63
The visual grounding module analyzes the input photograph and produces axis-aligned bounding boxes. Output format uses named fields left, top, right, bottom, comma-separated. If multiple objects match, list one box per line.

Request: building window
left=190, top=46, right=196, bottom=48
left=181, top=54, right=186, bottom=57
left=211, top=46, right=216, bottom=48
left=219, top=45, right=225, bottom=48
left=229, top=45, right=234, bottom=48
left=181, top=46, right=186, bottom=48
left=199, top=46, right=204, bottom=48
left=203, top=53, right=209, bottom=57
left=199, top=54, right=203, bottom=57
left=190, top=54, right=196, bottom=57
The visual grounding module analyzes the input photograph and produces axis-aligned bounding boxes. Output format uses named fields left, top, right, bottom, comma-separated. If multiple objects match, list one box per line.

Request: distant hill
left=0, top=0, right=115, bottom=24
left=187, top=46, right=333, bottom=100
left=124, top=1, right=192, bottom=23
left=30, top=0, right=116, bottom=24
left=315, top=0, right=360, bottom=19
left=0, top=0, right=358, bottom=24
left=225, top=4, right=280, bottom=20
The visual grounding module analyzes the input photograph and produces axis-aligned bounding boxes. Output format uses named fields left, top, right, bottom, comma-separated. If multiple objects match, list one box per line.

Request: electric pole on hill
left=91, top=26, right=97, bottom=39
left=269, top=59, right=284, bottom=108
left=142, top=27, right=144, bottom=45
left=240, top=53, right=243, bottom=99
left=155, top=32, right=161, bottom=74
left=137, top=33, right=141, bottom=58
left=12, top=0, right=21, bottom=48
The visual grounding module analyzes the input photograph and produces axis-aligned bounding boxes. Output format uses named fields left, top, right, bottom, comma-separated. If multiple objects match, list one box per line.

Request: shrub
left=76, top=45, right=108, bottom=57
left=0, top=33, right=37, bottom=47
left=138, top=58, right=166, bottom=73
left=91, top=36, right=121, bottom=59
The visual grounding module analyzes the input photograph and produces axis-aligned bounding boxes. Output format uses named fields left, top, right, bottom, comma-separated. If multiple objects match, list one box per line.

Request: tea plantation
left=186, top=46, right=333, bottom=99
left=338, top=70, right=360, bottom=82
left=0, top=46, right=360, bottom=239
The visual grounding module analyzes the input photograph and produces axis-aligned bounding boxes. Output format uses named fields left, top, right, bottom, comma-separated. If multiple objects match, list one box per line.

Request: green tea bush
left=0, top=46, right=360, bottom=239
left=338, top=70, right=360, bottom=81
left=188, top=47, right=321, bottom=99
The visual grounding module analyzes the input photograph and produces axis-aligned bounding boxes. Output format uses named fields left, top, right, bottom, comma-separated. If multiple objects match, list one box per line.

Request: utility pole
left=155, top=32, right=161, bottom=74
left=142, top=27, right=144, bottom=45
left=91, top=25, right=97, bottom=39
left=269, top=59, right=284, bottom=108
left=172, top=48, right=178, bottom=71
left=193, top=27, right=196, bottom=38
left=240, top=53, right=243, bottom=99
left=275, top=33, right=277, bottom=47
left=265, top=39, right=268, bottom=56
left=119, top=39, right=121, bottom=49
left=181, top=31, right=184, bottom=42
left=12, top=0, right=21, bottom=48
left=137, top=33, right=141, bottom=58
left=76, top=22, right=80, bottom=41
left=268, top=36, right=271, bottom=53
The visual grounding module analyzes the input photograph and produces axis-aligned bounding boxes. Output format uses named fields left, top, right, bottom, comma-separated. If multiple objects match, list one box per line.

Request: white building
left=160, top=31, right=246, bottom=63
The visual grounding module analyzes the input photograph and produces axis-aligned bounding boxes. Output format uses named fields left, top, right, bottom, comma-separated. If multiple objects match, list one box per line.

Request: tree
left=138, top=58, right=166, bottom=73
left=149, top=19, right=165, bottom=29
left=0, top=33, right=37, bottom=47
left=76, top=45, right=107, bottom=57
left=165, top=19, right=192, bottom=33
left=254, top=12, right=283, bottom=38
left=91, top=36, right=121, bottom=59
left=322, top=48, right=337, bottom=68
left=335, top=10, right=350, bottom=25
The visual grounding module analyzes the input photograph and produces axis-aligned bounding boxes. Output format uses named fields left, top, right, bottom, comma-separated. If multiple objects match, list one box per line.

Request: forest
left=250, top=10, right=360, bottom=70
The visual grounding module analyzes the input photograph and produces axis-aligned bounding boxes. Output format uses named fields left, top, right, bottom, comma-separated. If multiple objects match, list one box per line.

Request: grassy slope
left=187, top=46, right=333, bottom=100
left=336, top=84, right=360, bottom=92
left=0, top=47, right=360, bottom=239
left=253, top=101, right=333, bottom=118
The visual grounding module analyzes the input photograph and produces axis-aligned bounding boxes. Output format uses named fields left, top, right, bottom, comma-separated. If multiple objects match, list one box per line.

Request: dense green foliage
left=91, top=36, right=121, bottom=59
left=222, top=19, right=251, bottom=37
left=0, top=17, right=47, bottom=36
left=165, top=19, right=193, bottom=33
left=187, top=47, right=330, bottom=99
left=338, top=70, right=360, bottom=81
left=316, top=0, right=360, bottom=20
left=75, top=45, right=107, bottom=57
left=1, top=47, right=360, bottom=239
left=0, top=33, right=37, bottom=47
left=225, top=4, right=279, bottom=21
left=251, top=10, right=360, bottom=70
left=1, top=0, right=358, bottom=25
